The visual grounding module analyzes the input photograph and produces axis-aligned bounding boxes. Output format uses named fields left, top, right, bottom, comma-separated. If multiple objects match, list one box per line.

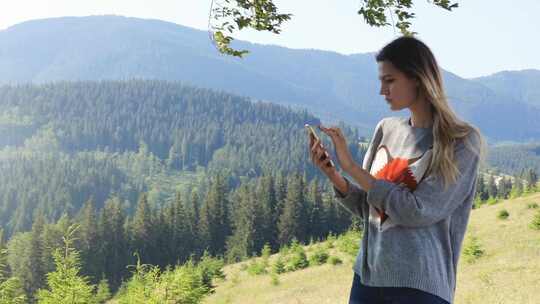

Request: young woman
left=308, top=36, right=487, bottom=304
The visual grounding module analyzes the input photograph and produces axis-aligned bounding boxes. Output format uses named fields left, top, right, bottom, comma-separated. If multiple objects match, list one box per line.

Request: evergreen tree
left=198, top=173, right=230, bottom=256
left=273, top=171, right=287, bottom=235
left=278, top=173, right=308, bottom=245
left=476, top=174, right=488, bottom=201
left=98, top=197, right=128, bottom=289
left=27, top=214, right=47, bottom=298
left=524, top=168, right=538, bottom=191
left=306, top=179, right=324, bottom=241
left=255, top=175, right=277, bottom=250
left=36, top=224, right=95, bottom=304
left=225, top=184, right=256, bottom=262
left=0, top=276, right=26, bottom=304
left=510, top=176, right=524, bottom=198
left=322, top=189, right=339, bottom=235
left=0, top=230, right=6, bottom=280
left=164, top=192, right=191, bottom=265
left=497, top=177, right=510, bottom=199
left=185, top=188, right=201, bottom=257
left=486, top=175, right=498, bottom=199
left=94, top=277, right=111, bottom=304
left=131, top=193, right=154, bottom=264
left=77, top=198, right=100, bottom=283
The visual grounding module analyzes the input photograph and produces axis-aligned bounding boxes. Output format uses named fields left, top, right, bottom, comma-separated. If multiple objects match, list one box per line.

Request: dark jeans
left=349, top=272, right=450, bottom=304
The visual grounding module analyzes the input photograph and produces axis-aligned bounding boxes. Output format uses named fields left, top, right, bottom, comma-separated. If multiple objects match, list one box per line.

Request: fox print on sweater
left=370, top=144, right=432, bottom=231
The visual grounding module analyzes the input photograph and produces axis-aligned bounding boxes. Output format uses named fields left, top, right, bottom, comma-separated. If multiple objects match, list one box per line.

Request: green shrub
left=270, top=272, right=280, bottom=286
left=486, top=197, right=499, bottom=206
left=272, top=256, right=286, bottom=274
left=328, top=256, right=342, bottom=265
left=279, top=244, right=290, bottom=256
left=526, top=202, right=539, bottom=209
left=261, top=243, right=272, bottom=267
left=198, top=250, right=225, bottom=289
left=308, top=247, right=329, bottom=266
left=116, top=258, right=210, bottom=304
left=337, top=230, right=361, bottom=257
left=462, top=235, right=484, bottom=264
left=472, top=197, right=485, bottom=209
left=288, top=247, right=309, bottom=271
left=95, top=277, right=112, bottom=304
left=497, top=209, right=509, bottom=220
left=529, top=210, right=540, bottom=230
left=325, top=232, right=336, bottom=249
left=246, top=259, right=267, bottom=276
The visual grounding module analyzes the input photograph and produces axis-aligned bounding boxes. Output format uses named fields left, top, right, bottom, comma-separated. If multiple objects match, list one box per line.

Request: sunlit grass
left=203, top=192, right=540, bottom=304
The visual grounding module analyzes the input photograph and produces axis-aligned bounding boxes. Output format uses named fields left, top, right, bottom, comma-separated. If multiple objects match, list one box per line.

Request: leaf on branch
left=209, top=0, right=291, bottom=57
left=209, top=0, right=458, bottom=57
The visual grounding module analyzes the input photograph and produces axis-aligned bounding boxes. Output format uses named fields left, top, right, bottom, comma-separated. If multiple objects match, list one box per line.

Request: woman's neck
left=409, top=99, right=433, bottom=128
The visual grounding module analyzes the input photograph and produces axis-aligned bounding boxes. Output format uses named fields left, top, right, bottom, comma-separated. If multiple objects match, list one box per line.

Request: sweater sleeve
left=366, top=134, right=480, bottom=227
left=332, top=119, right=385, bottom=219
left=333, top=176, right=367, bottom=219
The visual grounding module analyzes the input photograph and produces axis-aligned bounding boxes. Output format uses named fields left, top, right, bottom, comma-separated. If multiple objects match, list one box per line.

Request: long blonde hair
left=376, top=36, right=488, bottom=191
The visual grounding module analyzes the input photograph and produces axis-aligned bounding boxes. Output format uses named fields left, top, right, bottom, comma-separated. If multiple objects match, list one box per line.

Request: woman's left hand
left=318, top=125, right=356, bottom=172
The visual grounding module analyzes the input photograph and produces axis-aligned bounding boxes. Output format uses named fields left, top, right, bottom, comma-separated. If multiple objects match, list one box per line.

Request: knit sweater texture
left=333, top=116, right=481, bottom=304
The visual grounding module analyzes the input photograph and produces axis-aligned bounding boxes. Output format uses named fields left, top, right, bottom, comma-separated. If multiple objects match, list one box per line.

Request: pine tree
left=510, top=176, right=524, bottom=198
left=41, top=214, right=72, bottom=280
left=131, top=193, right=154, bottom=264
left=524, top=168, right=538, bottom=192
left=255, top=175, right=277, bottom=250
left=0, top=231, right=27, bottom=304
left=77, top=198, right=100, bottom=283
left=98, top=197, right=128, bottom=289
left=36, top=224, right=95, bottom=304
left=497, top=177, right=509, bottom=199
left=278, top=173, right=308, bottom=245
left=306, top=179, right=324, bottom=241
left=225, top=183, right=256, bottom=262
left=198, top=173, right=230, bottom=256
left=165, top=192, right=190, bottom=265
left=323, top=196, right=336, bottom=235
left=476, top=174, right=488, bottom=201
left=486, top=175, right=498, bottom=199
left=186, top=188, right=201, bottom=257
left=274, top=171, right=287, bottom=216
left=27, top=214, right=47, bottom=297
left=0, top=276, right=26, bottom=304
left=94, top=277, right=111, bottom=304
left=0, top=230, right=6, bottom=280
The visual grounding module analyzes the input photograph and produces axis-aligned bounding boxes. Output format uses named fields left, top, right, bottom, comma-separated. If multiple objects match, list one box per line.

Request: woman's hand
left=309, top=135, right=337, bottom=177
left=318, top=125, right=356, bottom=173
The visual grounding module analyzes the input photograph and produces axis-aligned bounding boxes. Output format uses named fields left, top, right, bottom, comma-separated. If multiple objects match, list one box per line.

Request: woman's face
left=377, top=60, right=419, bottom=111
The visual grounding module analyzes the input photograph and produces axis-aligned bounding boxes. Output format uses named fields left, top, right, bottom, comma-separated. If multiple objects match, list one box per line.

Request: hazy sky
left=1, top=0, right=538, bottom=78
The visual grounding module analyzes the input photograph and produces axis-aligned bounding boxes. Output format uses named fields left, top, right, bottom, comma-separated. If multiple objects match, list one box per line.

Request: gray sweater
left=333, top=116, right=480, bottom=304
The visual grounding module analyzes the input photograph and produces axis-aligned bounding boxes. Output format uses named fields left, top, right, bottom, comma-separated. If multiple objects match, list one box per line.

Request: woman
left=309, top=36, right=487, bottom=304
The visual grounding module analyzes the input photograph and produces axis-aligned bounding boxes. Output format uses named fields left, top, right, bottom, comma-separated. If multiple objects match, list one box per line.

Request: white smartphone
left=305, top=123, right=335, bottom=168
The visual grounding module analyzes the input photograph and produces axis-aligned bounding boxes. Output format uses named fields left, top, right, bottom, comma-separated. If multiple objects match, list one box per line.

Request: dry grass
left=203, top=192, right=540, bottom=304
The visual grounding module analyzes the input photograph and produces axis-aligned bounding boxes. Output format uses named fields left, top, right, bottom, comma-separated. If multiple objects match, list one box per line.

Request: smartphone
left=305, top=123, right=335, bottom=168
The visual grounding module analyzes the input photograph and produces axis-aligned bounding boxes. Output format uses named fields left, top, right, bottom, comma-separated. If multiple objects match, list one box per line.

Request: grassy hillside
left=202, top=192, right=540, bottom=304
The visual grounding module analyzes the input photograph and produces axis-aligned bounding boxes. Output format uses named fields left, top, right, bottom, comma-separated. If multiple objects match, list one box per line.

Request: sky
left=0, top=0, right=538, bottom=78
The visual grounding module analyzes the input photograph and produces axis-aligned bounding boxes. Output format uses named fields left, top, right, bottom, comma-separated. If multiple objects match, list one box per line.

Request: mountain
left=472, top=70, right=540, bottom=108
left=1, top=15, right=540, bottom=142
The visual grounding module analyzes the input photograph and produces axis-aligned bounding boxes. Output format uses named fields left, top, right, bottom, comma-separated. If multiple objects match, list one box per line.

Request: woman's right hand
left=309, top=134, right=337, bottom=177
